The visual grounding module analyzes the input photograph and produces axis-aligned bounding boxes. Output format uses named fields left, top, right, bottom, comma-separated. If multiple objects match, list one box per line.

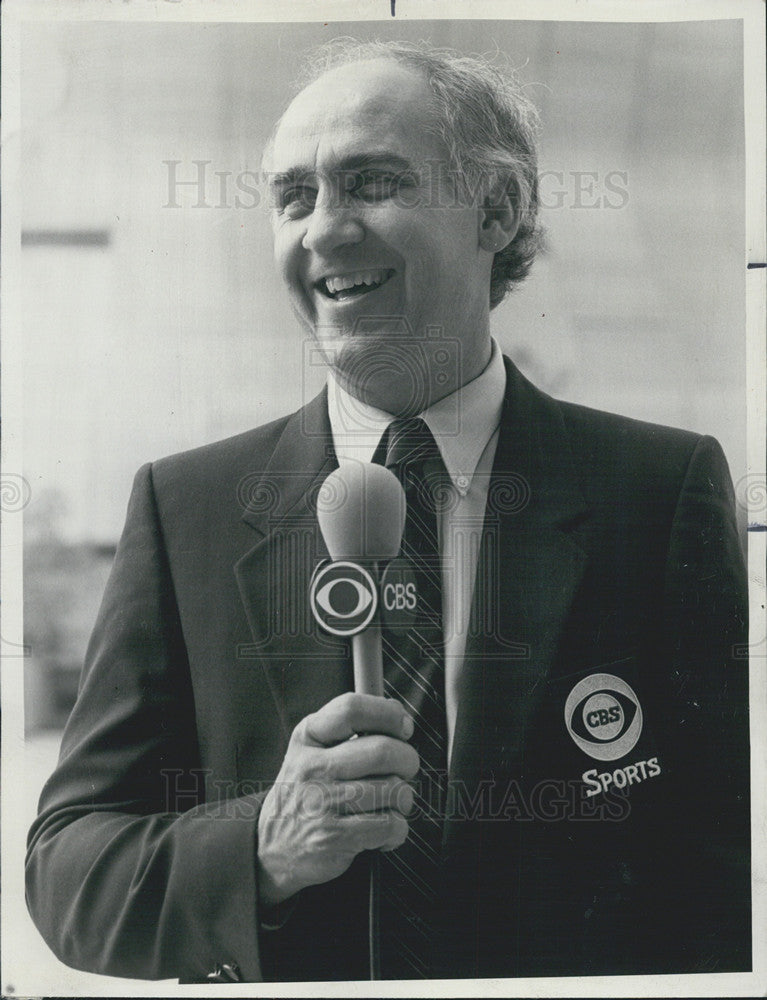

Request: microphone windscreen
left=317, top=463, right=405, bottom=562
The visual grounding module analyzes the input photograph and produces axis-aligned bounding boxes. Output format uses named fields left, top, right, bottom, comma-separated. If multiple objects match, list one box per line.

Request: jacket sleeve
left=25, top=463, right=266, bottom=982
left=658, top=434, right=751, bottom=970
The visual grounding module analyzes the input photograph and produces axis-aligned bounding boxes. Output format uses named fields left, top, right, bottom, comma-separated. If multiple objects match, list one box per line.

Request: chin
left=332, top=336, right=434, bottom=415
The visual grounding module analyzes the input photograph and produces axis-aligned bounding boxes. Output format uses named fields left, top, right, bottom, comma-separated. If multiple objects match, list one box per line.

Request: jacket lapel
left=449, top=359, right=591, bottom=791
left=234, top=388, right=352, bottom=738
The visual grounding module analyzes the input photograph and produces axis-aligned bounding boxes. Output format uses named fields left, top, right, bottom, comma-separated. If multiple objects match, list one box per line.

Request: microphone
left=314, top=462, right=405, bottom=695
left=315, top=461, right=406, bottom=982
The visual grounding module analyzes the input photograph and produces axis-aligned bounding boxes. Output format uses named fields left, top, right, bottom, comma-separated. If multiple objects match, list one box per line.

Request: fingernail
left=401, top=715, right=414, bottom=738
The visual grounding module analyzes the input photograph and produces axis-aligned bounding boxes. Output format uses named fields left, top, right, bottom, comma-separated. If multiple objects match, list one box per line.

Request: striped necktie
left=373, top=417, right=448, bottom=979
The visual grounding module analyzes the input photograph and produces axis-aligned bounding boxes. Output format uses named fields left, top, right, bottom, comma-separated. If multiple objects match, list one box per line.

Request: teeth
left=323, top=269, right=390, bottom=295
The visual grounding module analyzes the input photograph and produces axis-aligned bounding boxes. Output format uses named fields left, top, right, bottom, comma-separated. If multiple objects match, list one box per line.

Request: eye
left=316, top=578, right=373, bottom=618
left=278, top=185, right=317, bottom=218
left=350, top=171, right=410, bottom=202
left=356, top=173, right=394, bottom=199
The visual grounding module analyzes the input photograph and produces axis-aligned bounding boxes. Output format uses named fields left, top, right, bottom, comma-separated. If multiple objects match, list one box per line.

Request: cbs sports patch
left=564, top=672, right=661, bottom=797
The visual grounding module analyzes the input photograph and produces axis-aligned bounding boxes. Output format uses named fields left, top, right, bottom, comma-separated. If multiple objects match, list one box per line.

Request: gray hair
left=295, top=38, right=544, bottom=308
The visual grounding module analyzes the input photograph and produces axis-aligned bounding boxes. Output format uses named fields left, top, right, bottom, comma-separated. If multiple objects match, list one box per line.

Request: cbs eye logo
left=309, top=561, right=377, bottom=637
left=564, top=673, right=643, bottom=761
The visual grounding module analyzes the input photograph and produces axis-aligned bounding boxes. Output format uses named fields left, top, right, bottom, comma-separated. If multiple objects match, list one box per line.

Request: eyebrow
left=266, top=153, right=416, bottom=190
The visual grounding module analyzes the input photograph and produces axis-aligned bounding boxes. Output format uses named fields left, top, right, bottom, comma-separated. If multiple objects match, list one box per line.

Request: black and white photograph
left=1, top=0, right=765, bottom=995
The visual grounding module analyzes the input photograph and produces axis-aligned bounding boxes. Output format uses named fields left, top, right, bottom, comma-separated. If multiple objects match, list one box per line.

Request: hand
left=256, top=692, right=418, bottom=909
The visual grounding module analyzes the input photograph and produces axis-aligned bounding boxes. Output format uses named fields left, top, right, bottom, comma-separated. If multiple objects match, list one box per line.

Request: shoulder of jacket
left=147, top=412, right=294, bottom=495
left=502, top=356, right=711, bottom=501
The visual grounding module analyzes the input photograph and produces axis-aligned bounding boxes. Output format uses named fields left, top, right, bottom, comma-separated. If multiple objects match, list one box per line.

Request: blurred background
left=13, top=14, right=746, bottom=991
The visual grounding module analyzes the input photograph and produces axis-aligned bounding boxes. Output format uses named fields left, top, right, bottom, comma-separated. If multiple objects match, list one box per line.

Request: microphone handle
left=349, top=571, right=384, bottom=979
left=352, top=627, right=383, bottom=697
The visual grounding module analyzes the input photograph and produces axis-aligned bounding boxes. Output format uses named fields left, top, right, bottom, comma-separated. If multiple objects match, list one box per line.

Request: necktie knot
left=376, top=417, right=442, bottom=478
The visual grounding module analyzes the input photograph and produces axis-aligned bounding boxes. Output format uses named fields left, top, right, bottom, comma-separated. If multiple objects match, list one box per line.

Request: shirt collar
left=328, top=339, right=506, bottom=497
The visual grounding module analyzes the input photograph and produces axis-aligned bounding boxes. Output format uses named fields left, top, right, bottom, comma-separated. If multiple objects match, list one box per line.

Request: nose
left=301, top=184, right=364, bottom=255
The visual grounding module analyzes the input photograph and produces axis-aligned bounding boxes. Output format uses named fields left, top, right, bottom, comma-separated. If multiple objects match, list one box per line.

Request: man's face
left=266, top=59, right=495, bottom=413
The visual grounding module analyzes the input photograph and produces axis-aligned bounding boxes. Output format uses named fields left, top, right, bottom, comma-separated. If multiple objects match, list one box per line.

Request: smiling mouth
left=317, top=268, right=395, bottom=301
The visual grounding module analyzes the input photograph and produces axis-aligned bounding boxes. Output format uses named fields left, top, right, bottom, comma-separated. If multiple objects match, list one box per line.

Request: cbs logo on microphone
left=310, top=558, right=419, bottom=636
left=310, top=561, right=378, bottom=636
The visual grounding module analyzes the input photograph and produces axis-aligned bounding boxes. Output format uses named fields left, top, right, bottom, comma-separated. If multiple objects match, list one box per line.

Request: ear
left=478, top=181, right=520, bottom=253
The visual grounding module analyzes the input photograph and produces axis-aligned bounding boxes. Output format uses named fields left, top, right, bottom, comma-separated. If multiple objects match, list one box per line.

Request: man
left=26, top=40, right=750, bottom=983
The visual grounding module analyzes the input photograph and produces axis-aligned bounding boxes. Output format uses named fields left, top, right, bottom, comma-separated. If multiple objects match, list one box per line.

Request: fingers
left=299, top=692, right=414, bottom=748
left=337, top=810, right=410, bottom=853
left=269, top=776, right=415, bottom=817
left=336, top=777, right=415, bottom=816
left=327, top=733, right=419, bottom=782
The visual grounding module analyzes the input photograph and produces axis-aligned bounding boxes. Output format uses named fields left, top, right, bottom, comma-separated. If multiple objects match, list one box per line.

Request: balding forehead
left=267, top=58, right=444, bottom=177
left=280, top=59, right=432, bottom=131
left=296, top=58, right=428, bottom=102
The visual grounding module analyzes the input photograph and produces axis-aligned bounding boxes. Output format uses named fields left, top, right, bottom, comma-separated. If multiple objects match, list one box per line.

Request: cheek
left=271, top=229, right=317, bottom=327
left=271, top=240, right=291, bottom=284
left=396, top=210, right=470, bottom=270
left=271, top=224, right=302, bottom=285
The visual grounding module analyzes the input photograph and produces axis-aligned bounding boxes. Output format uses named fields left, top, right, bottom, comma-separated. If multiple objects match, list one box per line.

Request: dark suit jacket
left=26, top=358, right=751, bottom=982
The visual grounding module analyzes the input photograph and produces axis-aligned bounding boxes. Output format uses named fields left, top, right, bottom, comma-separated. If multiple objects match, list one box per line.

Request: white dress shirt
left=327, top=339, right=507, bottom=765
